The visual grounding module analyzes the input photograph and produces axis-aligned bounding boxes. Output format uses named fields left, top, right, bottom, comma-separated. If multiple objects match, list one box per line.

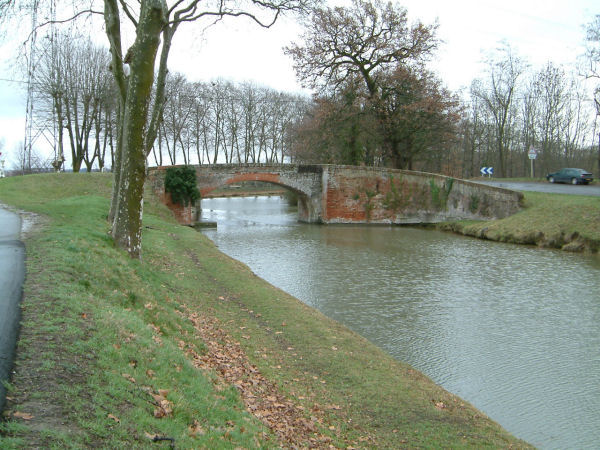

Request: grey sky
left=0, top=0, right=598, bottom=162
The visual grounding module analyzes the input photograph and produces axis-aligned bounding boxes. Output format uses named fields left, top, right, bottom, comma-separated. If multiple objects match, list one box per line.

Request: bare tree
left=518, top=74, right=539, bottom=175
left=562, top=79, right=592, bottom=166
left=160, top=73, right=194, bottom=165
left=472, top=45, right=525, bottom=177
left=584, top=14, right=600, bottom=174
left=461, top=88, right=490, bottom=178
left=533, top=63, right=568, bottom=173
left=13, top=141, right=50, bottom=174
left=28, top=32, right=114, bottom=172
left=285, top=0, right=437, bottom=97
left=285, top=0, right=458, bottom=169
left=189, top=82, right=210, bottom=165
left=239, top=82, right=258, bottom=163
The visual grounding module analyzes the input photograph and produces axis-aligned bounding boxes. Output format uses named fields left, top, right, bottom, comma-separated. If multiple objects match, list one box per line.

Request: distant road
left=475, top=180, right=600, bottom=197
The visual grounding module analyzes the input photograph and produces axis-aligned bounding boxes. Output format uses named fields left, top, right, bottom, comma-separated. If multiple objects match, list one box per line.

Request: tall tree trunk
left=105, top=0, right=128, bottom=224
left=111, top=0, right=166, bottom=258
left=108, top=103, right=124, bottom=223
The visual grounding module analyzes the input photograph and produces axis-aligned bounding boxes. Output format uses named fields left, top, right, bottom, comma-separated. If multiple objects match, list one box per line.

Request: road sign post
left=528, top=147, right=537, bottom=178
left=480, top=167, right=494, bottom=177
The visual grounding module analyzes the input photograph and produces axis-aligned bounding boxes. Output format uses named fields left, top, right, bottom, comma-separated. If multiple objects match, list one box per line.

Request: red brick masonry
left=147, top=165, right=523, bottom=226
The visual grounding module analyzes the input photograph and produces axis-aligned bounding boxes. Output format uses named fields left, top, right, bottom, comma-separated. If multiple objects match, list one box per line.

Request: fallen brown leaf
left=175, top=303, right=339, bottom=447
left=188, top=419, right=205, bottom=436
left=144, top=431, right=159, bottom=440
left=121, top=373, right=136, bottom=383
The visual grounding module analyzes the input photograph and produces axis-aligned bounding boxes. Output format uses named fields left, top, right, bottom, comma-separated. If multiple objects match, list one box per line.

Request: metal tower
left=23, top=0, right=62, bottom=173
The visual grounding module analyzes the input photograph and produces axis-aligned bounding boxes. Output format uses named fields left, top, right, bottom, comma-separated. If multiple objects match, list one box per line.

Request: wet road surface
left=0, top=207, right=25, bottom=413
left=475, top=180, right=600, bottom=196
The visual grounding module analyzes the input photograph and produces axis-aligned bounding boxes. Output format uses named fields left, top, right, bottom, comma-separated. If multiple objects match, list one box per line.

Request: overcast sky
left=0, top=0, right=598, bottom=162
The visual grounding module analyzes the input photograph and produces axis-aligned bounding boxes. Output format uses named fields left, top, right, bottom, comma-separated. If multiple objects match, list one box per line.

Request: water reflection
left=201, top=196, right=600, bottom=449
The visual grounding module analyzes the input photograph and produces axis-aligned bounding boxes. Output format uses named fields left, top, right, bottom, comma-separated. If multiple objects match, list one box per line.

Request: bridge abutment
left=319, top=166, right=523, bottom=224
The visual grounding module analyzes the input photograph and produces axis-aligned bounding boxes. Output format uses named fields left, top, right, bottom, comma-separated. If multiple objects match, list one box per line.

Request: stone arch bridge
left=146, top=164, right=523, bottom=225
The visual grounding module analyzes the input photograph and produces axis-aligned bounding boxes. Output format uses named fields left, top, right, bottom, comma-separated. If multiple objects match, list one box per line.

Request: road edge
left=0, top=207, right=25, bottom=415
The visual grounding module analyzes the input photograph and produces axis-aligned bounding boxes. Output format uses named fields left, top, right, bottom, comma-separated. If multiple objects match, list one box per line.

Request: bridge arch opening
left=200, top=179, right=289, bottom=197
left=199, top=172, right=316, bottom=223
left=201, top=175, right=306, bottom=198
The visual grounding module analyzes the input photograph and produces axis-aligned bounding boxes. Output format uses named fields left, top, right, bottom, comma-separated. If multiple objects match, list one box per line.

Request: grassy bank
left=438, top=191, right=600, bottom=253
left=0, top=173, right=529, bottom=448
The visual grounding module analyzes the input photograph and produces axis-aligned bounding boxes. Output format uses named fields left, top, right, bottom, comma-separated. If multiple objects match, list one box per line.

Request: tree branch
left=104, top=0, right=127, bottom=102
left=24, top=9, right=104, bottom=45
left=118, top=0, right=138, bottom=27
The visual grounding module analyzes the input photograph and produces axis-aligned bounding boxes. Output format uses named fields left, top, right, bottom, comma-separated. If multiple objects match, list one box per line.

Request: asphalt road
left=0, top=207, right=25, bottom=414
left=475, top=180, right=600, bottom=197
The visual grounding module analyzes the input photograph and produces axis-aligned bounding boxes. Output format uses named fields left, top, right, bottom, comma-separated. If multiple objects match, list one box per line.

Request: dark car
left=546, top=168, right=594, bottom=185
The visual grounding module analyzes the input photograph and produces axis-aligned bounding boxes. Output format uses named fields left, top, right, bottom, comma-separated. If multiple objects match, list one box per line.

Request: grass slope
left=0, top=173, right=529, bottom=448
left=439, top=191, right=600, bottom=253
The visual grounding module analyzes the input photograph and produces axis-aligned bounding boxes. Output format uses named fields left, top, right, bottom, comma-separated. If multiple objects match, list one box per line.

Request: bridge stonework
left=147, top=164, right=523, bottom=225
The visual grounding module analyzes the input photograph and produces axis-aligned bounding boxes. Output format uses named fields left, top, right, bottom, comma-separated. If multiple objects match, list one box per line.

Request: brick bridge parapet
left=146, top=164, right=523, bottom=225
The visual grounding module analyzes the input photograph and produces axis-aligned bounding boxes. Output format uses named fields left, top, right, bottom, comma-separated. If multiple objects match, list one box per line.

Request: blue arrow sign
left=480, top=167, right=494, bottom=176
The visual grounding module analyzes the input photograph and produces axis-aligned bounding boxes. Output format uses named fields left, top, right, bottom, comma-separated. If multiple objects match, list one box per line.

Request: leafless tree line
left=31, top=32, right=116, bottom=172
left=151, top=75, right=311, bottom=167
left=29, top=32, right=310, bottom=172
left=460, top=45, right=598, bottom=178
left=22, top=17, right=600, bottom=184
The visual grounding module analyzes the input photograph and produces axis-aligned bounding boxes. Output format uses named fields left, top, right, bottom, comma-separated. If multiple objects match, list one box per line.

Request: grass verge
left=0, top=173, right=530, bottom=448
left=438, top=191, right=600, bottom=253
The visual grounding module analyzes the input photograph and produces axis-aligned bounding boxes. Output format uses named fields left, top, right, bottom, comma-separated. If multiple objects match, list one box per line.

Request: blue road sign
left=480, top=167, right=494, bottom=176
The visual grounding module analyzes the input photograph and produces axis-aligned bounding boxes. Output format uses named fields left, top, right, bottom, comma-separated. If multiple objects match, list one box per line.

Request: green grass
left=440, top=191, right=600, bottom=252
left=0, top=173, right=530, bottom=448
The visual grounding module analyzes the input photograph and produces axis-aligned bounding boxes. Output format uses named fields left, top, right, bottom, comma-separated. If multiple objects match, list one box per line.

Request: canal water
left=200, top=195, right=600, bottom=449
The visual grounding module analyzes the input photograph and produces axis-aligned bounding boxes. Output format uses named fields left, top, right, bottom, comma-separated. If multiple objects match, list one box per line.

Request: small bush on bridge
left=164, top=166, right=200, bottom=206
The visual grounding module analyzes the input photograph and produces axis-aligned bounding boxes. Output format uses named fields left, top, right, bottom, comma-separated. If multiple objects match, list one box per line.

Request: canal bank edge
left=437, top=221, right=600, bottom=253
left=434, top=191, right=600, bottom=254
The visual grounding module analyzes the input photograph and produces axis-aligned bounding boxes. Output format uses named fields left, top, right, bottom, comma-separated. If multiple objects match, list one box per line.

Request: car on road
left=546, top=168, right=594, bottom=185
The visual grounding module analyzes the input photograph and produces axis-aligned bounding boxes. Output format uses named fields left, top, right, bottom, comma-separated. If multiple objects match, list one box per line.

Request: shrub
left=164, top=166, right=200, bottom=206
